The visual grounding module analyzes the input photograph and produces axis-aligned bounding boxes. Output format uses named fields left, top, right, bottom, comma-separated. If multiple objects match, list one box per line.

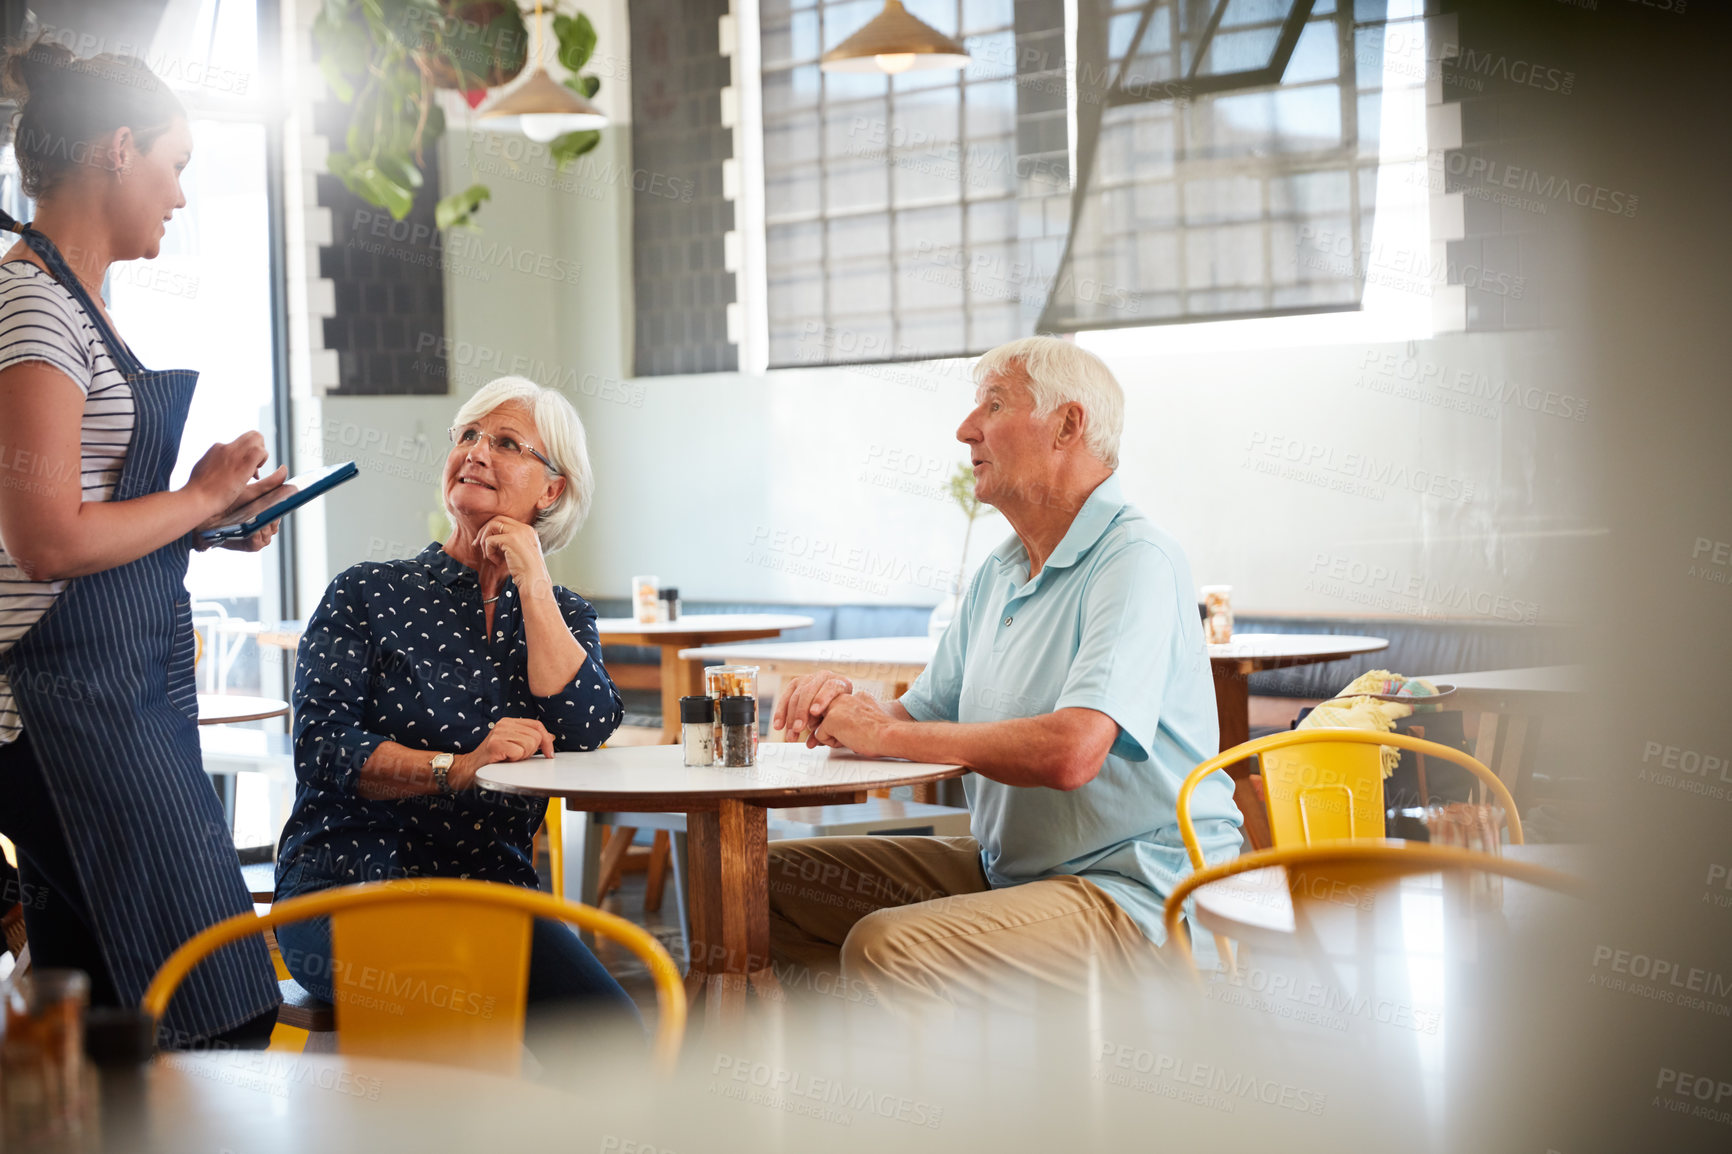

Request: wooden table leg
left=658, top=643, right=707, bottom=744
left=1212, top=663, right=1272, bottom=852
left=685, top=799, right=772, bottom=1029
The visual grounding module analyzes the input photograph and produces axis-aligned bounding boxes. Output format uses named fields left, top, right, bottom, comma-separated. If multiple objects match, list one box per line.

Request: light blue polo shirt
left=901, top=473, right=1243, bottom=945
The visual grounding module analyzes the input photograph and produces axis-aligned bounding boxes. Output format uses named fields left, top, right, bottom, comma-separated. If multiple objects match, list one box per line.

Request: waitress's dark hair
left=2, top=36, right=186, bottom=201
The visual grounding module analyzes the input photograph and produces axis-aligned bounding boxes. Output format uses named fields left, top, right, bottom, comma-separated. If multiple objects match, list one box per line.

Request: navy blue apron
left=0, top=220, right=278, bottom=1043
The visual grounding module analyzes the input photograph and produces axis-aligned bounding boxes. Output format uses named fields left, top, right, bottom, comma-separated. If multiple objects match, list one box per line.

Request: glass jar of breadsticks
left=705, top=665, right=759, bottom=762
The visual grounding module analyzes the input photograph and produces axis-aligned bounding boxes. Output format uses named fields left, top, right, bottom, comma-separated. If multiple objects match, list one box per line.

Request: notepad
left=198, top=461, right=359, bottom=543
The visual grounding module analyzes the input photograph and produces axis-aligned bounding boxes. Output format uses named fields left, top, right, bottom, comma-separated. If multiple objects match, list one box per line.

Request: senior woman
left=273, top=376, right=634, bottom=1024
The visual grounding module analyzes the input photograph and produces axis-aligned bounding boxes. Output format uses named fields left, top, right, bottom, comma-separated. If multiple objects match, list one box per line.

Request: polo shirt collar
left=988, top=473, right=1127, bottom=576
left=419, top=541, right=478, bottom=588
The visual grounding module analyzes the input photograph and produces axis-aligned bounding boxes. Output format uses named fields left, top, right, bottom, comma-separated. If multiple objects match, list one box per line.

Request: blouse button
left=1003, top=616, right=1013, bottom=627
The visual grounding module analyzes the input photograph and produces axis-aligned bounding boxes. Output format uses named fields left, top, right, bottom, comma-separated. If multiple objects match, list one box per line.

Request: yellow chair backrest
left=142, top=878, right=684, bottom=1074
left=1175, top=728, right=1523, bottom=872
left=1259, top=741, right=1385, bottom=845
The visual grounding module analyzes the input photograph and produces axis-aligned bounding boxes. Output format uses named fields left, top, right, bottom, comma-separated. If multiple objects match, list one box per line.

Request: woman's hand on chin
left=474, top=515, right=548, bottom=587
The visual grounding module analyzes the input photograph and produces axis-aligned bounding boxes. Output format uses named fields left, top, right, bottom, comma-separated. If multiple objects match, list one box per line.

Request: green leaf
left=346, top=160, right=414, bottom=219
left=376, top=152, right=423, bottom=191
left=436, top=184, right=492, bottom=230
left=555, top=12, right=597, bottom=72
left=550, top=129, right=601, bottom=170
left=566, top=73, right=601, bottom=99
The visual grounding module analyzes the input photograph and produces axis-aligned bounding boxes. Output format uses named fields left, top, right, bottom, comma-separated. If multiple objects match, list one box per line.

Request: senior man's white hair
left=447, top=375, right=594, bottom=553
left=972, top=336, right=1124, bottom=470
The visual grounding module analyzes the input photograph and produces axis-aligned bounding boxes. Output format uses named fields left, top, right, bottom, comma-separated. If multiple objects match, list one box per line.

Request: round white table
left=477, top=743, right=963, bottom=1024
left=596, top=613, right=815, bottom=742
left=195, top=693, right=290, bottom=726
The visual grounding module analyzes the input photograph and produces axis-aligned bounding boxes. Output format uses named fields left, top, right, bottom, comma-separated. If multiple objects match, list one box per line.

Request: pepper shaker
left=719, top=695, right=757, bottom=767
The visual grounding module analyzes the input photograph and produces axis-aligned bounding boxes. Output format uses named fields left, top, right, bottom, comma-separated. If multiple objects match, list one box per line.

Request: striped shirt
left=0, top=261, right=135, bottom=745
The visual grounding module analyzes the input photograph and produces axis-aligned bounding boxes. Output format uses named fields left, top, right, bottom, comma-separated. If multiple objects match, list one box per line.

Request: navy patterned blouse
left=274, top=543, right=622, bottom=901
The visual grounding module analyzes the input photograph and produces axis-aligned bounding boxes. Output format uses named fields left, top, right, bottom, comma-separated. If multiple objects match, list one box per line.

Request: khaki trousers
left=767, top=835, right=1163, bottom=1015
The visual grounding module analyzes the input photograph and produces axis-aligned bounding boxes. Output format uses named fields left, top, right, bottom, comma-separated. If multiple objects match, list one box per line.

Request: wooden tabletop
left=595, top=613, right=815, bottom=644
left=475, top=742, right=964, bottom=810
left=196, top=693, right=291, bottom=725
left=679, top=634, right=937, bottom=680
left=1207, top=632, right=1389, bottom=674
left=684, top=631, right=1391, bottom=678
left=1416, top=663, right=1585, bottom=712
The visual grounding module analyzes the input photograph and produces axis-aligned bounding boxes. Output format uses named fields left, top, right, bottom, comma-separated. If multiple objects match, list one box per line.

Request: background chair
left=1179, top=728, right=1524, bottom=873
left=142, top=878, right=686, bottom=1073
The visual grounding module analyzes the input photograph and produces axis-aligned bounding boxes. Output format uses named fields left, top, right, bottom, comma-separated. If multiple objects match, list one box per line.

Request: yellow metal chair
left=1177, top=728, right=1524, bottom=873
left=1172, top=728, right=1525, bottom=972
left=1161, top=840, right=1587, bottom=978
left=141, top=878, right=686, bottom=1073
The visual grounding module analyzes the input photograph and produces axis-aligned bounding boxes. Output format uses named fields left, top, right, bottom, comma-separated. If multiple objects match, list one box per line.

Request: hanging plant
left=312, top=0, right=607, bottom=230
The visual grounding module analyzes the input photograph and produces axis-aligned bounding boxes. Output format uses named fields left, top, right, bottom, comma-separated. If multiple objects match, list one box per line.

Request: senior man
left=767, top=336, right=1243, bottom=1012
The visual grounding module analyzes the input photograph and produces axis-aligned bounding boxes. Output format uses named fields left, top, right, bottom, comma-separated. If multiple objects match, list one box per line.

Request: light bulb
left=521, top=114, right=585, bottom=143
left=875, top=52, right=917, bottom=74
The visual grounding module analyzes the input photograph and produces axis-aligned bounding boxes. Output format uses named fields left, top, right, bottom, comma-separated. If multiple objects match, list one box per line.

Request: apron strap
left=0, top=210, right=142, bottom=377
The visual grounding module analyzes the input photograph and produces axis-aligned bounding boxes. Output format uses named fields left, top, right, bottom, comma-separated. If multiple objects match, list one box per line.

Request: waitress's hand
left=217, top=518, right=280, bottom=552
left=186, top=433, right=279, bottom=518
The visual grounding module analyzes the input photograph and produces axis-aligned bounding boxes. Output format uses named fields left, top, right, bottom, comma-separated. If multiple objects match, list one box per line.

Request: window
left=758, top=0, right=1068, bottom=367
left=1046, top=0, right=1394, bottom=331
left=103, top=0, right=284, bottom=708
left=753, top=0, right=1414, bottom=364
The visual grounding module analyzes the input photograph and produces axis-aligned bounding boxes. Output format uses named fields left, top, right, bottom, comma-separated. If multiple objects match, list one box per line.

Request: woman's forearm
left=518, top=578, right=587, bottom=697
left=354, top=741, right=443, bottom=800
left=2, top=468, right=220, bottom=581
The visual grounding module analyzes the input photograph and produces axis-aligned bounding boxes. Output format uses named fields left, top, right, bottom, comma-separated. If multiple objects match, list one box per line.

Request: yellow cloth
left=1298, top=683, right=1413, bottom=777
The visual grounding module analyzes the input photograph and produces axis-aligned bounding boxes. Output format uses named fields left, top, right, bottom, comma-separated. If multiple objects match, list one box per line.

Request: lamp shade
left=820, top=0, right=969, bottom=74
left=477, top=67, right=608, bottom=136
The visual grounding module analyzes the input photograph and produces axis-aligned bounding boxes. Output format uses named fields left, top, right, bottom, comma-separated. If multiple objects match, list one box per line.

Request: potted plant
left=312, top=0, right=606, bottom=230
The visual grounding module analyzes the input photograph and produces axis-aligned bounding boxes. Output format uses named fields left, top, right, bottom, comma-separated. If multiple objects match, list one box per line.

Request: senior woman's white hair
left=447, top=376, right=594, bottom=553
left=972, top=337, right=1124, bottom=469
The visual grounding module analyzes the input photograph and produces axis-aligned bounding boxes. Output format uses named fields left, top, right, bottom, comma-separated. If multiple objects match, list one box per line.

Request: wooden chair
left=142, top=878, right=686, bottom=1073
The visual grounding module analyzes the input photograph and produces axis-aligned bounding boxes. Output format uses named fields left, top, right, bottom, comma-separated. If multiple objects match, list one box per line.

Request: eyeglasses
left=448, top=425, right=560, bottom=474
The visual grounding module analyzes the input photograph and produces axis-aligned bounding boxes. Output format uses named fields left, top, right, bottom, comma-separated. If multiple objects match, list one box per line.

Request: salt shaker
left=680, top=695, right=715, bottom=766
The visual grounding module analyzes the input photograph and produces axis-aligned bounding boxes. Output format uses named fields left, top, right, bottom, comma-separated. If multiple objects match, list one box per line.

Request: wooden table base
left=684, top=799, right=774, bottom=1026
left=1211, top=665, right=1274, bottom=851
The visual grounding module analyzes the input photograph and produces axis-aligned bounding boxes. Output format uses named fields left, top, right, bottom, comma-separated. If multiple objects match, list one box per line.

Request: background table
left=596, top=614, right=814, bottom=741
left=247, top=613, right=818, bottom=744
left=1417, top=664, right=1583, bottom=799
left=196, top=693, right=290, bottom=725
left=476, top=743, right=962, bottom=1026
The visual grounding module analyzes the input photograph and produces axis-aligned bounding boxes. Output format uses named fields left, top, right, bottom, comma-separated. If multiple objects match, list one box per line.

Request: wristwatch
left=430, top=752, right=456, bottom=796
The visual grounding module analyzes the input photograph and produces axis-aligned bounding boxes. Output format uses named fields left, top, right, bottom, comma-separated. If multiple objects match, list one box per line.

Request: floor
left=586, top=866, right=687, bottom=1014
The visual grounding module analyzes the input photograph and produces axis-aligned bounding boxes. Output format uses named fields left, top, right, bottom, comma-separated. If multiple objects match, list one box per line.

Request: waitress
left=0, top=42, right=283, bottom=1046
